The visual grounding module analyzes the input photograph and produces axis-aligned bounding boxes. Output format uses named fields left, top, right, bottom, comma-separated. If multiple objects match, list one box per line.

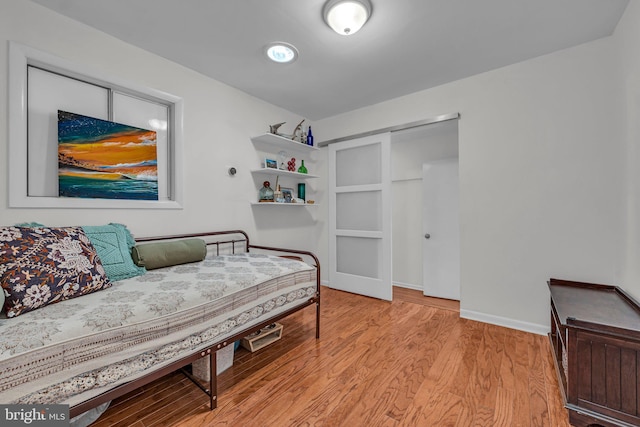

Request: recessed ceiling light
left=265, top=42, right=298, bottom=64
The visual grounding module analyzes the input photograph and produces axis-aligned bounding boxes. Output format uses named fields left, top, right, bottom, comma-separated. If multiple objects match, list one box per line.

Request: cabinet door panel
left=605, top=344, right=621, bottom=410
left=620, top=348, right=637, bottom=415
left=637, top=354, right=640, bottom=417
left=591, top=342, right=606, bottom=405
left=577, top=338, right=592, bottom=402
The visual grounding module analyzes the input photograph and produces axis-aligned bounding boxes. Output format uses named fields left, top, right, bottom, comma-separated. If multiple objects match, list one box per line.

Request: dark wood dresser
left=548, top=278, right=640, bottom=427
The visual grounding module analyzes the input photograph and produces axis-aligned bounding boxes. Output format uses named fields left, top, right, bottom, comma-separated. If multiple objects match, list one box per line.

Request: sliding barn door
left=329, top=133, right=392, bottom=301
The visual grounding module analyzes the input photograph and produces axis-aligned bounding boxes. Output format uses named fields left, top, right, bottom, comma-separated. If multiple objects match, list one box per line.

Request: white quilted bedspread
left=0, top=252, right=316, bottom=406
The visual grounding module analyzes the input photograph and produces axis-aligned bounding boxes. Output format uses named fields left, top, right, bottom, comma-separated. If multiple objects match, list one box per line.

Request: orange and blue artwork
left=58, top=110, right=158, bottom=200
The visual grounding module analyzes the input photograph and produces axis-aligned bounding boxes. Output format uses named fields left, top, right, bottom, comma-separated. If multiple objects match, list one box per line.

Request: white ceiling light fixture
left=265, top=42, right=299, bottom=64
left=323, top=0, right=372, bottom=36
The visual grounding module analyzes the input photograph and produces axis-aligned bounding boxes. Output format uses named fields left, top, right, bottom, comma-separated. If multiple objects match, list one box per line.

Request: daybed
left=0, top=228, right=320, bottom=419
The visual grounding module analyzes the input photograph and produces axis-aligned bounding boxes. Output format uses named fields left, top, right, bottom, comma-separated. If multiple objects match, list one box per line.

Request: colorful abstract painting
left=58, top=110, right=158, bottom=200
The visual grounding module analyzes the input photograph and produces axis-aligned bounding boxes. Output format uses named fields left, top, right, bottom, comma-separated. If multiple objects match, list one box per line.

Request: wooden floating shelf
left=241, top=323, right=283, bottom=352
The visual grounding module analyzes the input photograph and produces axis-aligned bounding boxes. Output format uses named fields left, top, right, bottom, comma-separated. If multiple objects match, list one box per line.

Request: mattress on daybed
left=0, top=252, right=316, bottom=406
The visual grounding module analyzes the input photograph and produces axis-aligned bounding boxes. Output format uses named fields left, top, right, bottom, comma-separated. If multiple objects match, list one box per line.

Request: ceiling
left=30, top=0, right=629, bottom=120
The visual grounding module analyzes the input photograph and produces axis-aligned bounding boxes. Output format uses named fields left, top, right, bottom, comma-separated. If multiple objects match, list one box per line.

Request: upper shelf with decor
left=251, top=133, right=319, bottom=154
left=250, top=168, right=319, bottom=179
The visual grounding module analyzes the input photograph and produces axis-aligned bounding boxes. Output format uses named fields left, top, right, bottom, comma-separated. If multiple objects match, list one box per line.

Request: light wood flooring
left=91, top=286, right=570, bottom=426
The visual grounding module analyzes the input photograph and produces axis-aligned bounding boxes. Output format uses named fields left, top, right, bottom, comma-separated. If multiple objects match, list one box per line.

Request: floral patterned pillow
left=0, top=226, right=112, bottom=318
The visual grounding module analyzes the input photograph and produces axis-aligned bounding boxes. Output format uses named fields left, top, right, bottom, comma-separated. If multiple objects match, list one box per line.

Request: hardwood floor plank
left=454, top=397, right=479, bottom=427
left=470, top=405, right=494, bottom=427
left=296, top=303, right=422, bottom=425
left=381, top=309, right=466, bottom=422
left=87, top=286, right=571, bottom=427
left=105, top=371, right=186, bottom=412
left=511, top=330, right=534, bottom=427
left=499, top=329, right=518, bottom=391
left=141, top=387, right=209, bottom=427
left=541, top=340, right=572, bottom=427
left=92, top=376, right=193, bottom=427
left=401, top=389, right=463, bottom=427
left=458, top=323, right=505, bottom=422
left=492, top=387, right=515, bottom=426
left=449, top=320, right=484, bottom=399
left=528, top=335, right=551, bottom=427
left=336, top=305, right=447, bottom=426
left=397, top=318, right=470, bottom=426
left=206, top=298, right=401, bottom=425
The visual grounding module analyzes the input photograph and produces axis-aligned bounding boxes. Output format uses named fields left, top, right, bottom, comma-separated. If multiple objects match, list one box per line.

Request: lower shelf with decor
left=241, top=322, right=283, bottom=352
left=250, top=202, right=317, bottom=207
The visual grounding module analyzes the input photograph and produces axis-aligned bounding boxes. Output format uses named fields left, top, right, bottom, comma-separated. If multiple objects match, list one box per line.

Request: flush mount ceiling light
left=265, top=42, right=299, bottom=64
left=323, top=0, right=372, bottom=36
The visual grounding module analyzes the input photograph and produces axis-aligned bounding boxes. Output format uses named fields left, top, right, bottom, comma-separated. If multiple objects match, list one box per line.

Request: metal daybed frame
left=69, top=230, right=321, bottom=418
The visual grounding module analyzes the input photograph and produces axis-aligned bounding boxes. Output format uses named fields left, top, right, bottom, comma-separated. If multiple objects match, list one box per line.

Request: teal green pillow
left=82, top=223, right=146, bottom=281
left=131, top=239, right=207, bottom=270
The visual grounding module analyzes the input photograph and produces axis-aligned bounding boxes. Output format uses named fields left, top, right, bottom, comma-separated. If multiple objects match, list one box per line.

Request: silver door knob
left=424, top=233, right=431, bottom=239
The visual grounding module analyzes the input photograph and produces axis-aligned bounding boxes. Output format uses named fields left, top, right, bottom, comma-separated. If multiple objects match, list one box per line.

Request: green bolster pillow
left=131, top=238, right=207, bottom=270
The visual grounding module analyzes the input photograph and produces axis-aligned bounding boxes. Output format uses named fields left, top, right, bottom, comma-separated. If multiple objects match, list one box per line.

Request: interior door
left=329, top=133, right=392, bottom=301
left=422, top=159, right=460, bottom=300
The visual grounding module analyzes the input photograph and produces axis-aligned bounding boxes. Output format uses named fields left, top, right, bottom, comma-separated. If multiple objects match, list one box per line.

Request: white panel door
left=329, top=133, right=392, bottom=301
left=422, top=159, right=460, bottom=300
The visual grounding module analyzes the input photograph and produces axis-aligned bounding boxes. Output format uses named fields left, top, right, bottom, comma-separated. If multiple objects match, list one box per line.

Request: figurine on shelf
left=278, top=151, right=288, bottom=170
left=258, top=181, right=274, bottom=202
left=269, top=122, right=286, bottom=134
left=291, top=119, right=305, bottom=142
left=268, top=120, right=308, bottom=141
left=287, top=158, right=296, bottom=172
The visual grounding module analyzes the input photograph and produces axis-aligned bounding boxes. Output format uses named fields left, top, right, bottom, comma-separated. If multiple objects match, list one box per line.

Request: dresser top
left=549, top=279, right=640, bottom=334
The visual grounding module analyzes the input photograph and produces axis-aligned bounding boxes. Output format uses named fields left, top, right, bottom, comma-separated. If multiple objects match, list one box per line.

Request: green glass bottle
left=297, top=160, right=308, bottom=174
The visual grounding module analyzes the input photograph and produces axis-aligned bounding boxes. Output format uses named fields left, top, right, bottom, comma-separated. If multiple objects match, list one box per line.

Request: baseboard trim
left=323, top=281, right=547, bottom=336
left=392, top=281, right=422, bottom=291
left=460, top=309, right=548, bottom=336
left=324, top=281, right=423, bottom=292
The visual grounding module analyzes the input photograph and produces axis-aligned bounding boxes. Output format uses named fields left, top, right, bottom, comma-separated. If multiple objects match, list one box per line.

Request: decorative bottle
left=306, top=126, right=314, bottom=146
left=258, top=181, right=274, bottom=202
left=297, top=160, right=308, bottom=174
left=274, top=185, right=284, bottom=203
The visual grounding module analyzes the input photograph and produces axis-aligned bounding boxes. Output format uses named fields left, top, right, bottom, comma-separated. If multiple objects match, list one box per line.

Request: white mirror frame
left=8, top=41, right=184, bottom=209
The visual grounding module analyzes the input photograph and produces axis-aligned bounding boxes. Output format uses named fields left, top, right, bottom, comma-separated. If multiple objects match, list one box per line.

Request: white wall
left=0, top=0, right=321, bottom=258
left=615, top=1, right=640, bottom=300
left=316, top=32, right=626, bottom=333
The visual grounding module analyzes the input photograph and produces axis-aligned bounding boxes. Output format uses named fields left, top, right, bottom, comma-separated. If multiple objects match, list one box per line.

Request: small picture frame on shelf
left=265, top=158, right=278, bottom=169
left=281, top=188, right=294, bottom=203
